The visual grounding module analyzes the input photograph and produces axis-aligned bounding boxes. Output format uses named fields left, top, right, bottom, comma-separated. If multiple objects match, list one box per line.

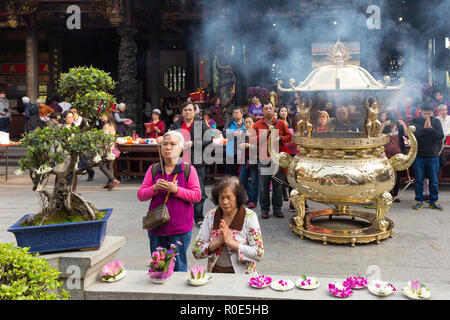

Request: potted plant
left=7, top=66, right=117, bottom=253
left=0, top=243, right=70, bottom=300
left=147, top=243, right=179, bottom=284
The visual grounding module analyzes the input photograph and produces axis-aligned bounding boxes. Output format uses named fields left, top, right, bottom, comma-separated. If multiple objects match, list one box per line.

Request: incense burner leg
left=291, top=189, right=307, bottom=228
left=375, top=191, right=392, bottom=232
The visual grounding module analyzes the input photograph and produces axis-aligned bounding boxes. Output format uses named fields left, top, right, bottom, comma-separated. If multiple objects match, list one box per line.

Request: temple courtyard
left=1, top=158, right=450, bottom=299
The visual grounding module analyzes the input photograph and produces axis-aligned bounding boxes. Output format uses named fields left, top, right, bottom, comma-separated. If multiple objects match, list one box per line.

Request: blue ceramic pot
left=7, top=208, right=113, bottom=253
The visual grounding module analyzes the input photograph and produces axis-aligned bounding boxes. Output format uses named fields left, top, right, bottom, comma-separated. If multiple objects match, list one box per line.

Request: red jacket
left=253, top=117, right=292, bottom=162
left=145, top=120, right=165, bottom=138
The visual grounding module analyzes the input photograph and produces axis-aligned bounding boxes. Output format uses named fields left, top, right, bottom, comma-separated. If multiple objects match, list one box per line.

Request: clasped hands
left=209, top=219, right=239, bottom=252
left=154, top=179, right=178, bottom=194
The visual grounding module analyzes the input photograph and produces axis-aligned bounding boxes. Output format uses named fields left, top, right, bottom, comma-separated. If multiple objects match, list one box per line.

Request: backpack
left=151, top=161, right=191, bottom=182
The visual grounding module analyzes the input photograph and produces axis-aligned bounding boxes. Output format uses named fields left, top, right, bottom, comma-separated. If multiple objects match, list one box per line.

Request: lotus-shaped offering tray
left=368, top=280, right=396, bottom=297
left=402, top=281, right=431, bottom=300
left=187, top=265, right=211, bottom=286
left=101, top=260, right=126, bottom=283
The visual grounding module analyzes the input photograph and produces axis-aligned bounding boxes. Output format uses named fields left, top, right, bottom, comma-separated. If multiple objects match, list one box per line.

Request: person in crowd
left=48, top=112, right=62, bottom=129
left=100, top=112, right=120, bottom=190
left=69, top=106, right=82, bottom=127
left=248, top=95, right=263, bottom=121
left=380, top=111, right=388, bottom=123
left=143, top=98, right=153, bottom=124
left=37, top=98, right=54, bottom=123
left=436, top=104, right=450, bottom=137
left=223, top=106, right=245, bottom=176
left=238, top=115, right=258, bottom=209
left=411, top=104, right=445, bottom=211
left=327, top=106, right=358, bottom=132
left=113, top=103, right=132, bottom=137
left=382, top=115, right=409, bottom=203
left=170, top=101, right=212, bottom=227
left=172, top=113, right=180, bottom=125
left=223, top=103, right=233, bottom=125
left=192, top=176, right=264, bottom=275
left=60, top=110, right=79, bottom=191
left=315, top=111, right=329, bottom=133
left=23, top=96, right=42, bottom=133
left=0, top=92, right=11, bottom=133
left=203, top=109, right=218, bottom=138
left=253, top=102, right=292, bottom=219
left=277, top=106, right=292, bottom=201
left=137, top=130, right=201, bottom=272
left=322, top=101, right=335, bottom=119
left=434, top=91, right=449, bottom=115
left=435, top=104, right=449, bottom=174
left=400, top=97, right=419, bottom=125
left=58, top=99, right=72, bottom=113
left=48, top=96, right=63, bottom=113
left=208, top=97, right=225, bottom=130
left=348, top=104, right=365, bottom=132
left=62, top=110, right=74, bottom=128
left=145, top=109, right=165, bottom=139
left=166, top=98, right=179, bottom=127
left=68, top=105, right=94, bottom=180
left=277, top=106, right=291, bottom=129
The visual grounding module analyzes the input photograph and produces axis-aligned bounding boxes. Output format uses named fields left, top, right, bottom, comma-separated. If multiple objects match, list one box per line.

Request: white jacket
left=192, top=206, right=264, bottom=275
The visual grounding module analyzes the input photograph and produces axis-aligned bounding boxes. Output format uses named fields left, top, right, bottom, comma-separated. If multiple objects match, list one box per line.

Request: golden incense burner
left=271, top=41, right=417, bottom=246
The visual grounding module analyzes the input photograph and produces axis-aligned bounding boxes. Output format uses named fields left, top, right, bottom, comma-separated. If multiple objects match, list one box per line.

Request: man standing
left=223, top=106, right=245, bottom=176
left=436, top=104, right=450, bottom=137
left=411, top=104, right=445, bottom=211
left=0, top=92, right=10, bottom=132
left=170, top=101, right=212, bottom=227
left=254, top=102, right=292, bottom=219
left=434, top=91, right=449, bottom=115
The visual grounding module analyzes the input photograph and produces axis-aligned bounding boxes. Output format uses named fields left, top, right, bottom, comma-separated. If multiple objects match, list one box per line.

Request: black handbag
left=142, top=173, right=178, bottom=230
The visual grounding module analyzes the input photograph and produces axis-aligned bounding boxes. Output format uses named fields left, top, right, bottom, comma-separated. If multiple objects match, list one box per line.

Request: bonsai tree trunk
left=34, top=153, right=98, bottom=224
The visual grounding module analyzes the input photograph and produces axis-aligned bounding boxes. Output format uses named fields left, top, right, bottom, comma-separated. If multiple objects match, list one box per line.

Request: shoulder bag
left=142, top=172, right=178, bottom=230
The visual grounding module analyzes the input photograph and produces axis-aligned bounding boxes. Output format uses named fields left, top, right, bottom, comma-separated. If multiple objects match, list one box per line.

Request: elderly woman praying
left=192, top=176, right=264, bottom=275
left=137, top=130, right=201, bottom=272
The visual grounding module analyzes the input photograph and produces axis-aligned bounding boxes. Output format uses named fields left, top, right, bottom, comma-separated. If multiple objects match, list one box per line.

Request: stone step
left=84, top=270, right=450, bottom=300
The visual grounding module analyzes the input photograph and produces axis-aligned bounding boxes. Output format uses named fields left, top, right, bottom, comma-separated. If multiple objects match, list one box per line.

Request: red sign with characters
left=1, top=63, right=49, bottom=74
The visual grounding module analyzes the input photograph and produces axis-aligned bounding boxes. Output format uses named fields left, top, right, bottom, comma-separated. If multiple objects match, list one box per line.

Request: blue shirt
left=223, top=119, right=245, bottom=157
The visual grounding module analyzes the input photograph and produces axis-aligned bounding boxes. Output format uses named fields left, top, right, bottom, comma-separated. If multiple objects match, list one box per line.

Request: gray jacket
left=0, top=99, right=10, bottom=118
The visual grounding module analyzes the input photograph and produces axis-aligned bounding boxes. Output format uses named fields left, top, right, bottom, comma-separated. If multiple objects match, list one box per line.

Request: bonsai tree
left=16, top=66, right=117, bottom=225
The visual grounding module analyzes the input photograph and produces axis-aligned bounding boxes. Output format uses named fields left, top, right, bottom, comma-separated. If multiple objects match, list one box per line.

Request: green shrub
left=0, top=243, right=70, bottom=300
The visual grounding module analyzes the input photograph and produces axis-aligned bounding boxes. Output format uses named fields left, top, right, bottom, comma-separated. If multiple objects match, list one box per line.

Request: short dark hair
left=232, top=106, right=243, bottom=113
left=62, top=110, right=73, bottom=120
left=181, top=101, right=194, bottom=111
left=244, top=114, right=255, bottom=121
left=422, top=104, right=434, bottom=111
left=211, top=176, right=247, bottom=208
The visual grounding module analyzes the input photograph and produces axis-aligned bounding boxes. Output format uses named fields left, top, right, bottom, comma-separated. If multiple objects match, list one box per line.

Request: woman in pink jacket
left=137, top=131, right=201, bottom=271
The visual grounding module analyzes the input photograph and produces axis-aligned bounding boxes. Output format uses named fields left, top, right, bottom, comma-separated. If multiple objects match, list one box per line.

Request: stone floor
left=1, top=166, right=450, bottom=294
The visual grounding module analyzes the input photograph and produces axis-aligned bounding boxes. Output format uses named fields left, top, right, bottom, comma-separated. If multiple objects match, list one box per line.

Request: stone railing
left=42, top=236, right=450, bottom=300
